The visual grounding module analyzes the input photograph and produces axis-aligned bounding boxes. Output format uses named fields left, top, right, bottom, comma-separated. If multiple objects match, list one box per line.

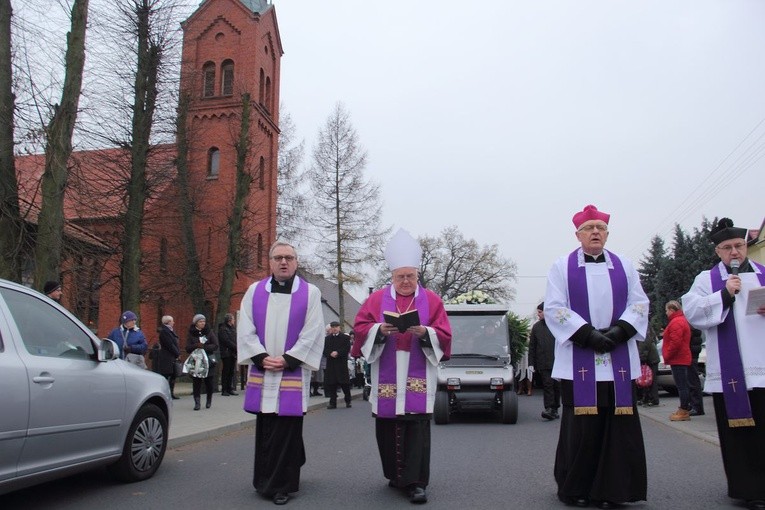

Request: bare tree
left=215, top=93, right=254, bottom=323
left=275, top=106, right=307, bottom=243
left=0, top=0, right=23, bottom=282
left=32, top=0, right=89, bottom=290
left=416, top=225, right=516, bottom=302
left=307, top=102, right=389, bottom=326
left=174, top=91, right=205, bottom=314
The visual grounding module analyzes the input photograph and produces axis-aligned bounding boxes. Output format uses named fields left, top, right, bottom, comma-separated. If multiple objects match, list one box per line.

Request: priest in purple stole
left=352, top=229, right=452, bottom=505
left=682, top=218, right=765, bottom=510
left=237, top=241, right=325, bottom=506
left=544, top=205, right=649, bottom=509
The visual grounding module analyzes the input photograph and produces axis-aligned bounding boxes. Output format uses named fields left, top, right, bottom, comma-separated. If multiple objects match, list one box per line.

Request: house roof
left=300, top=270, right=362, bottom=331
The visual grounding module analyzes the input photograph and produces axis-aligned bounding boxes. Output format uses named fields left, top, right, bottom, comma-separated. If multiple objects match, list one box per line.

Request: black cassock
left=323, top=333, right=351, bottom=385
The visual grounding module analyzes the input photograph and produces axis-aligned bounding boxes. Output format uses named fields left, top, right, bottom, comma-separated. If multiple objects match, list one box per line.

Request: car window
left=0, top=287, right=95, bottom=360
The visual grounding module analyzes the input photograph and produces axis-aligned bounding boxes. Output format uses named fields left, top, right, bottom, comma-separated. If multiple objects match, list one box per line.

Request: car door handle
left=33, top=375, right=56, bottom=384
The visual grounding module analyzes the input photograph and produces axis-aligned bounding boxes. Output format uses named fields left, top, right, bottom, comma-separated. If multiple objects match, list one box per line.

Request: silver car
left=0, top=279, right=172, bottom=495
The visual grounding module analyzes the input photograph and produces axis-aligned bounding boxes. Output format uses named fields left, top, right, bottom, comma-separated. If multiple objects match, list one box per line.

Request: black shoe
left=689, top=408, right=705, bottom=416
left=221, top=392, right=231, bottom=396
left=408, top=487, right=427, bottom=504
left=541, top=408, right=554, bottom=420
left=206, top=398, right=212, bottom=409
left=193, top=403, right=200, bottom=411
left=327, top=403, right=337, bottom=409
left=171, top=394, right=180, bottom=400
left=747, top=500, right=765, bottom=510
left=551, top=408, right=560, bottom=419
left=273, top=493, right=289, bottom=505
left=229, top=391, right=239, bottom=396
left=346, top=402, right=352, bottom=408
left=558, top=495, right=589, bottom=507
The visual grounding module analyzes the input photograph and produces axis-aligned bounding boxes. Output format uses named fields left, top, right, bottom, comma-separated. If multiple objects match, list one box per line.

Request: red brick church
left=16, top=0, right=282, bottom=338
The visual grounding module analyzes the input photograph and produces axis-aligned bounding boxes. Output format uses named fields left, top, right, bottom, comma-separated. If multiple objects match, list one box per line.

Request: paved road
left=0, top=391, right=735, bottom=510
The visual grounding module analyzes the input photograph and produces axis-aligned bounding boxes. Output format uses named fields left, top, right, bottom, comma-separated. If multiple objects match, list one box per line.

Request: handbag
left=208, top=353, right=219, bottom=367
left=636, top=363, right=653, bottom=388
left=173, top=360, right=184, bottom=378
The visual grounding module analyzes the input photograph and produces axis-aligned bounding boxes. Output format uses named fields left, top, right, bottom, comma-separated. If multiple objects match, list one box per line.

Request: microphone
left=730, top=259, right=740, bottom=294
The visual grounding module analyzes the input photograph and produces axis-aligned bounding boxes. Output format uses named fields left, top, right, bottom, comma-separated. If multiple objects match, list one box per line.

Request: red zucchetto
left=572, top=204, right=610, bottom=229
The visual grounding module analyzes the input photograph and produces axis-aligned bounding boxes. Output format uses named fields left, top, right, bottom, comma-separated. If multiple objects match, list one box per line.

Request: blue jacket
left=108, top=325, right=148, bottom=359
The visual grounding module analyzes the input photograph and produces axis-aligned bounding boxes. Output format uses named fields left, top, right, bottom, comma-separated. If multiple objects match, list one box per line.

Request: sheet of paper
left=745, top=286, right=765, bottom=315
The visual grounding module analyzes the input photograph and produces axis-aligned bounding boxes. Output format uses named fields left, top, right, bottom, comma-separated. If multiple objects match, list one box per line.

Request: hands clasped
left=262, top=355, right=286, bottom=371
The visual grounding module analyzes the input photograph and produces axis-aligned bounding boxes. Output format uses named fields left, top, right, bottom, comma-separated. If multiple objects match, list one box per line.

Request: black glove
left=600, top=325, right=629, bottom=345
left=585, top=329, right=616, bottom=354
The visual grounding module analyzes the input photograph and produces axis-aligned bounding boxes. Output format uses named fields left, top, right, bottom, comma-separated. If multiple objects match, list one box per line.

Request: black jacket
left=157, top=325, right=180, bottom=376
left=218, top=322, right=237, bottom=359
left=186, top=324, right=218, bottom=356
left=323, top=333, right=351, bottom=385
left=528, top=320, right=556, bottom=370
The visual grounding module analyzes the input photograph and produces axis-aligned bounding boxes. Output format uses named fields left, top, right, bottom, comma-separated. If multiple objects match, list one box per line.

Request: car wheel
left=434, top=390, right=450, bottom=425
left=501, top=390, right=518, bottom=424
left=108, top=403, right=168, bottom=482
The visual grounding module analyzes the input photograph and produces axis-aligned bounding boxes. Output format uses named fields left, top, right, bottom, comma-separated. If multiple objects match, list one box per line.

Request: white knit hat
left=192, top=314, right=206, bottom=325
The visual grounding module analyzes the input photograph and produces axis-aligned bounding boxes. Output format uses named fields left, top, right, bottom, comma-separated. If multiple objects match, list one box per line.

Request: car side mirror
left=98, top=338, right=120, bottom=361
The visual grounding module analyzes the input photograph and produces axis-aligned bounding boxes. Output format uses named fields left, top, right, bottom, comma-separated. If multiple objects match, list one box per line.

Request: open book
left=383, top=309, right=421, bottom=333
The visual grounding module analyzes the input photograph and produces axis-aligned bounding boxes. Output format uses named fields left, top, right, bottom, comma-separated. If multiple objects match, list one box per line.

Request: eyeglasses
left=716, top=243, right=746, bottom=253
left=578, top=224, right=608, bottom=233
left=271, top=255, right=297, bottom=262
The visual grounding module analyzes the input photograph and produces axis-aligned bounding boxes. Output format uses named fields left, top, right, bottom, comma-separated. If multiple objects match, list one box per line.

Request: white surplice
left=544, top=249, right=649, bottom=381
left=237, top=276, right=325, bottom=413
left=682, top=262, right=765, bottom=393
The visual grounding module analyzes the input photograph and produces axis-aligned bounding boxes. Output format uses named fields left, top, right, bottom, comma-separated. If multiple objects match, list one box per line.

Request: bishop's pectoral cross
left=728, top=378, right=738, bottom=393
left=578, top=366, right=588, bottom=381
left=618, top=367, right=627, bottom=381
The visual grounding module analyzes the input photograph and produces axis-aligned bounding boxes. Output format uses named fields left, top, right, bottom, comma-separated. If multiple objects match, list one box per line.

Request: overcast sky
left=271, top=0, right=765, bottom=316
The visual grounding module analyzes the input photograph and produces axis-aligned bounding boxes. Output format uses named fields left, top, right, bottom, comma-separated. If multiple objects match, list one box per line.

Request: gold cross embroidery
left=578, top=366, right=588, bottom=381
left=406, top=377, right=427, bottom=394
left=728, top=378, right=738, bottom=393
left=618, top=367, right=627, bottom=381
left=378, top=383, right=397, bottom=399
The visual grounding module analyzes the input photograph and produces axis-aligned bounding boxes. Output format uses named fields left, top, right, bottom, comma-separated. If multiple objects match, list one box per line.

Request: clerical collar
left=271, top=274, right=296, bottom=294
left=584, top=253, right=606, bottom=263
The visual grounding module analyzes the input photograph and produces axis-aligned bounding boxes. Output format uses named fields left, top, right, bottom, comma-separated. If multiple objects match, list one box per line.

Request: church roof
left=239, top=0, right=272, bottom=14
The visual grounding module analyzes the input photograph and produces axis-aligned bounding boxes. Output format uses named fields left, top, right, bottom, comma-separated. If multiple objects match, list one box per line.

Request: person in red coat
left=663, top=300, right=692, bottom=421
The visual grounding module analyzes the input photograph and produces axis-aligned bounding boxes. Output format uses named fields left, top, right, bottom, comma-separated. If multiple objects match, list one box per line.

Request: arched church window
left=221, top=60, right=234, bottom=96
left=202, top=61, right=215, bottom=97
left=265, top=76, right=272, bottom=113
left=257, top=234, right=263, bottom=269
left=259, top=68, right=265, bottom=104
left=208, top=147, right=220, bottom=177
left=258, top=156, right=265, bottom=190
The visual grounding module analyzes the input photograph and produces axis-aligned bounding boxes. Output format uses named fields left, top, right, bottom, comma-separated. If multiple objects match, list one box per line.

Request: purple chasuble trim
left=243, top=277, right=309, bottom=417
left=377, top=286, right=430, bottom=418
left=567, top=250, right=632, bottom=414
left=710, top=261, right=765, bottom=427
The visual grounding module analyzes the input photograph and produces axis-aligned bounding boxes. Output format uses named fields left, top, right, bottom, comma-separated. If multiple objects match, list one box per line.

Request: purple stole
left=567, top=250, right=633, bottom=415
left=243, top=277, right=308, bottom=417
left=376, top=286, right=431, bottom=418
left=710, top=261, right=765, bottom=427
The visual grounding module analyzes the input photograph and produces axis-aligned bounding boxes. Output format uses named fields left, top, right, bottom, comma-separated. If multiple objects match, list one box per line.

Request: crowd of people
left=39, top=209, right=764, bottom=509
